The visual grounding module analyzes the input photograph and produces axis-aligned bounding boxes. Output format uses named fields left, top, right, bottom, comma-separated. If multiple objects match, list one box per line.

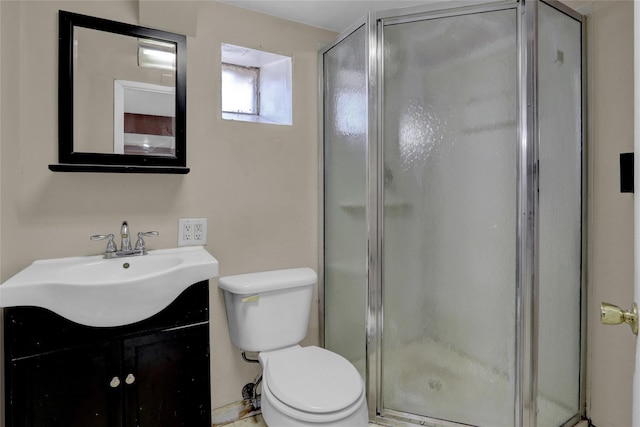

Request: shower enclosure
left=319, top=1, right=584, bottom=426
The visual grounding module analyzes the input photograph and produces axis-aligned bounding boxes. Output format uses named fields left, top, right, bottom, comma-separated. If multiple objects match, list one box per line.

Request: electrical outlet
left=183, top=223, right=192, bottom=241
left=194, top=223, right=205, bottom=241
left=178, top=218, right=207, bottom=246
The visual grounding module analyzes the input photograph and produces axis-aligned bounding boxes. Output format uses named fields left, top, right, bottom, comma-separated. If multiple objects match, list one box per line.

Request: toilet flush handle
left=241, top=295, right=259, bottom=303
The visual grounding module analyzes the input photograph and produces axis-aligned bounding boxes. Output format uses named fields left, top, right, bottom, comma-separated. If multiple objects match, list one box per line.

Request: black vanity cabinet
left=4, top=281, right=211, bottom=427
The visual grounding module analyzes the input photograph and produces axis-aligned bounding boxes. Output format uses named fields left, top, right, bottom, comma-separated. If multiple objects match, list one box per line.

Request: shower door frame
left=318, top=1, right=587, bottom=426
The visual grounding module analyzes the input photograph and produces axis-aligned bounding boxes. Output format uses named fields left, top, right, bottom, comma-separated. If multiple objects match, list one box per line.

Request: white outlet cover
left=178, top=218, right=207, bottom=246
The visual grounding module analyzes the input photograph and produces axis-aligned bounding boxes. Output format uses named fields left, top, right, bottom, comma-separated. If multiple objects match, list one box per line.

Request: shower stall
left=319, top=1, right=584, bottom=427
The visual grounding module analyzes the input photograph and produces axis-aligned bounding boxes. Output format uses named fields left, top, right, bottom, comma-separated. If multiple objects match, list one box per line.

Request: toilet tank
left=218, top=268, right=317, bottom=352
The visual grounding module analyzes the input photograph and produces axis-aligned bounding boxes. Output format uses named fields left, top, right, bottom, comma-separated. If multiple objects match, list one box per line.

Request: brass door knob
left=601, top=302, right=638, bottom=335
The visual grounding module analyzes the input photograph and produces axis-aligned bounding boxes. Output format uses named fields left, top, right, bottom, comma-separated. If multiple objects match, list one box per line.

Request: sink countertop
left=0, top=246, right=219, bottom=327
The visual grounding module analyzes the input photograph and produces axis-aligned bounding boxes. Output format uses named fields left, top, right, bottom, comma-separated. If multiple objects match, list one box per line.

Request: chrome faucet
left=120, top=221, right=132, bottom=251
left=91, top=221, right=159, bottom=258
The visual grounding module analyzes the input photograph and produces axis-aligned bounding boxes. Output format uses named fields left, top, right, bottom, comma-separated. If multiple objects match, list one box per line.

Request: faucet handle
left=134, top=231, right=159, bottom=253
left=90, top=234, right=117, bottom=254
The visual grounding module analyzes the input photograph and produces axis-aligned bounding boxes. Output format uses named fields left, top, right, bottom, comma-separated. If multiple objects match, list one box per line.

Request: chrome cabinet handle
left=109, top=376, right=121, bottom=388
left=601, top=302, right=638, bottom=335
left=125, top=373, right=136, bottom=385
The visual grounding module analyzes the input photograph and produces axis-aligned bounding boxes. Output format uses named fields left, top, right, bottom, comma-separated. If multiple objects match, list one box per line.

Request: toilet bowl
left=218, top=268, right=368, bottom=426
left=259, top=346, right=368, bottom=426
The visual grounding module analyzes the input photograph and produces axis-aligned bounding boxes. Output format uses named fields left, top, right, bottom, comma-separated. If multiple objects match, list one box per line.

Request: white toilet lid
left=265, top=346, right=363, bottom=414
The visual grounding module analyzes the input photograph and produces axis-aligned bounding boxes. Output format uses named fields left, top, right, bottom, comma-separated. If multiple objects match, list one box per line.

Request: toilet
left=218, top=267, right=369, bottom=427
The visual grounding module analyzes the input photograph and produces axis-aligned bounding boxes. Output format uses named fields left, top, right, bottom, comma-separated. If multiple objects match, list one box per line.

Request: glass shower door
left=322, top=25, right=368, bottom=377
left=380, top=9, right=518, bottom=426
left=537, top=3, right=583, bottom=426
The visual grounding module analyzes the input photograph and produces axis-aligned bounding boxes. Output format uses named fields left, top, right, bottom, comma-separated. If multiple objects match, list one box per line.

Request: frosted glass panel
left=221, top=64, right=258, bottom=114
left=381, top=10, right=517, bottom=426
left=323, top=26, right=367, bottom=377
left=537, top=4, right=583, bottom=426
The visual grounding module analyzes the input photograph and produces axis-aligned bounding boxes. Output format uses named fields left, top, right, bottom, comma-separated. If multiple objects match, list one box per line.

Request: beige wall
left=0, top=0, right=3, bottom=420
left=583, top=1, right=635, bottom=426
left=0, top=0, right=336, bottom=411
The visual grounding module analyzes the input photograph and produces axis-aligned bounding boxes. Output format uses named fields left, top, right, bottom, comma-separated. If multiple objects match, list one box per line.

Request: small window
left=221, top=43, right=292, bottom=126
left=221, top=63, right=259, bottom=115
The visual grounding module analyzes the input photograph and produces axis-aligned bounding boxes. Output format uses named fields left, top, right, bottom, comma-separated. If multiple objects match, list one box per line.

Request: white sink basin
left=0, top=246, right=219, bottom=327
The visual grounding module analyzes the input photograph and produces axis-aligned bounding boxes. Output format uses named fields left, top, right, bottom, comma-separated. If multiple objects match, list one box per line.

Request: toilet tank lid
left=218, top=267, right=317, bottom=294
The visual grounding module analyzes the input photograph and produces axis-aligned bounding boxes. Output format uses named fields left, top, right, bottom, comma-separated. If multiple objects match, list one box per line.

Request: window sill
left=222, top=112, right=290, bottom=126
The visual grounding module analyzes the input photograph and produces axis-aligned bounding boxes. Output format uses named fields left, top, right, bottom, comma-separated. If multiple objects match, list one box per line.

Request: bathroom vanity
left=3, top=281, right=211, bottom=427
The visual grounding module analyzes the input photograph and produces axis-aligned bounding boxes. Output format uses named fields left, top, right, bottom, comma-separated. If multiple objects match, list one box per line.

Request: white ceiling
left=217, top=0, right=429, bottom=33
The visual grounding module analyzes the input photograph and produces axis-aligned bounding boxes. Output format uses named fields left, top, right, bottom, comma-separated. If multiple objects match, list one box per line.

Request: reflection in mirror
left=74, top=27, right=177, bottom=155
left=138, top=39, right=176, bottom=70
left=114, top=80, right=175, bottom=157
left=52, top=11, right=187, bottom=173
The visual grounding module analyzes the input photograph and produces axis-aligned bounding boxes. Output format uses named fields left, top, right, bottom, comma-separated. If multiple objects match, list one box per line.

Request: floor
left=223, top=414, right=588, bottom=427
left=223, top=414, right=380, bottom=426
left=222, top=414, right=265, bottom=426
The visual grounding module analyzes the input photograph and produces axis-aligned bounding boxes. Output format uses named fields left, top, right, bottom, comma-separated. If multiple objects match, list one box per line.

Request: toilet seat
left=261, top=376, right=367, bottom=424
left=261, top=346, right=365, bottom=421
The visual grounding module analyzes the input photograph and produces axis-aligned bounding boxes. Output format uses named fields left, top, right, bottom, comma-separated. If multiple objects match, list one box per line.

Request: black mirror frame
left=50, top=10, right=189, bottom=174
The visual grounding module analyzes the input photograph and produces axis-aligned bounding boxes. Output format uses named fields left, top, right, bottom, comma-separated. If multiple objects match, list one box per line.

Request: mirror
left=51, top=11, right=188, bottom=173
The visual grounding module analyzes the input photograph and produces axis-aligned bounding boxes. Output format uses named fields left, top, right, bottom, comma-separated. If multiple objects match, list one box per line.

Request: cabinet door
left=8, top=342, right=122, bottom=427
left=123, top=324, right=211, bottom=427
